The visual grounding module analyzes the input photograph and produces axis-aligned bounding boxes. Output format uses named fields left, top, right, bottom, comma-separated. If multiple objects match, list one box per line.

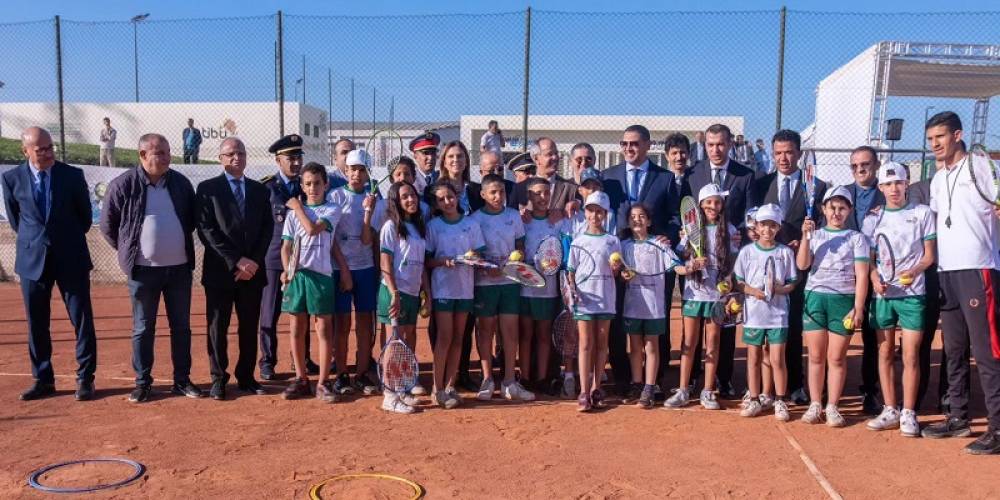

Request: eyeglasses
left=619, top=141, right=643, bottom=148
left=850, top=162, right=873, bottom=170
left=573, top=156, right=594, bottom=163
left=221, top=151, right=247, bottom=158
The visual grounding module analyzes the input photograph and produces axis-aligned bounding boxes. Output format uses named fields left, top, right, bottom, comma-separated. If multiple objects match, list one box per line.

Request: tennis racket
left=562, top=244, right=598, bottom=307
left=281, top=235, right=301, bottom=292
left=365, top=129, right=406, bottom=196
left=454, top=254, right=498, bottom=268
left=378, top=319, right=419, bottom=395
left=551, top=309, right=578, bottom=359
left=533, top=236, right=563, bottom=276
left=621, top=239, right=675, bottom=278
left=875, top=232, right=896, bottom=287
left=967, top=143, right=1000, bottom=207
left=502, top=261, right=545, bottom=287
left=763, top=255, right=776, bottom=302
left=711, top=292, right=745, bottom=327
left=801, top=149, right=818, bottom=220
left=680, top=196, right=704, bottom=259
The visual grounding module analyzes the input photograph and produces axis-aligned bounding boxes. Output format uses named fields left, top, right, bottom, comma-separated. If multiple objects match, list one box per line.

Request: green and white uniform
left=681, top=223, right=737, bottom=318
left=327, top=185, right=375, bottom=270
left=280, top=202, right=342, bottom=315
left=567, top=232, right=621, bottom=320
left=377, top=220, right=426, bottom=325
left=622, top=238, right=680, bottom=335
left=802, top=227, right=870, bottom=335
left=426, top=214, right=486, bottom=311
left=734, top=243, right=796, bottom=345
left=470, top=206, right=525, bottom=316
left=521, top=215, right=562, bottom=320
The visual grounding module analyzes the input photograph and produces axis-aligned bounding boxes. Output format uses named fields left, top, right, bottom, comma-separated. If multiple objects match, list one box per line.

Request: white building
left=0, top=101, right=330, bottom=164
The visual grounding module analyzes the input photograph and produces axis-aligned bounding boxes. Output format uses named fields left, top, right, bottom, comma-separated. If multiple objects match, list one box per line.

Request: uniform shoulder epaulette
left=260, top=174, right=276, bottom=183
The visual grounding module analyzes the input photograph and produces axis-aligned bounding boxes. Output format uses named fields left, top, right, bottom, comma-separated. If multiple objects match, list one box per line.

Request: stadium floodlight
left=131, top=14, right=151, bottom=103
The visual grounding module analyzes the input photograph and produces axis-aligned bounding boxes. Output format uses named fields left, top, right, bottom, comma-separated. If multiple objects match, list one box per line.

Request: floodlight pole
left=921, top=106, right=935, bottom=180
left=774, top=6, right=786, bottom=132
left=130, top=14, right=149, bottom=103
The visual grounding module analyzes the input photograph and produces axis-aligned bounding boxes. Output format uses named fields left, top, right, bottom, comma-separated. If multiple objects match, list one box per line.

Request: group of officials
left=5, top=110, right=1000, bottom=455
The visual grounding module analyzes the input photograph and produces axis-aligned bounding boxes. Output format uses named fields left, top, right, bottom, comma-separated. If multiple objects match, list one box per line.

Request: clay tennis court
left=0, top=283, right=995, bottom=498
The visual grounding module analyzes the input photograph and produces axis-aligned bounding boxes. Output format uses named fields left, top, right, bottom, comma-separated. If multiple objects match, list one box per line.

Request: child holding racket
left=327, top=150, right=380, bottom=396
left=567, top=191, right=622, bottom=412
left=734, top=204, right=797, bottom=419
left=280, top=162, right=345, bottom=402
left=665, top=185, right=736, bottom=410
left=372, top=156, right=431, bottom=232
left=796, top=186, right=870, bottom=427
left=521, top=177, right=563, bottom=394
left=469, top=174, right=534, bottom=402
left=620, top=203, right=687, bottom=408
left=862, top=162, right=936, bottom=436
left=376, top=181, right=431, bottom=414
left=425, top=182, right=487, bottom=409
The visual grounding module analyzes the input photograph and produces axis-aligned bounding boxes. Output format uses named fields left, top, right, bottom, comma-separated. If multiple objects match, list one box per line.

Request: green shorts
left=623, top=317, right=667, bottom=336
left=520, top=296, right=560, bottom=321
left=573, top=313, right=614, bottom=321
left=433, top=298, right=474, bottom=313
left=743, top=327, right=788, bottom=346
left=474, top=284, right=520, bottom=317
left=871, top=296, right=926, bottom=332
left=376, top=284, right=421, bottom=326
left=682, top=300, right=714, bottom=318
left=281, top=269, right=334, bottom=316
left=803, top=290, right=855, bottom=336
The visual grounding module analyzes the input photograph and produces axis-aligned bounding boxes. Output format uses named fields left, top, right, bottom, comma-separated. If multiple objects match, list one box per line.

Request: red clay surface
left=0, top=283, right=997, bottom=499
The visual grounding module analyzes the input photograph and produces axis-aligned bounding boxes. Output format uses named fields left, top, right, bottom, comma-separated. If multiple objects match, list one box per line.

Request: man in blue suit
left=602, top=124, right=681, bottom=396
left=2, top=127, right=97, bottom=401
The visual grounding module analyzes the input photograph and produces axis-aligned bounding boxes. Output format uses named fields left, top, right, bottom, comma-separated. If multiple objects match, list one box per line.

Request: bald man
left=3, top=127, right=97, bottom=401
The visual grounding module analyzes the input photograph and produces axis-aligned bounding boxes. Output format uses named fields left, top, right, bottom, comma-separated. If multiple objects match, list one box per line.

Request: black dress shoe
left=965, top=428, right=1000, bottom=455
left=717, top=381, right=740, bottom=399
left=921, top=416, right=972, bottom=439
left=20, top=382, right=56, bottom=401
left=791, top=388, right=810, bottom=406
left=862, top=392, right=882, bottom=416
left=75, top=380, right=95, bottom=401
left=128, top=385, right=152, bottom=403
left=238, top=380, right=267, bottom=395
left=210, top=380, right=226, bottom=401
left=171, top=380, right=205, bottom=399
left=457, top=374, right=481, bottom=393
left=259, top=366, right=275, bottom=381
left=306, top=360, right=320, bottom=376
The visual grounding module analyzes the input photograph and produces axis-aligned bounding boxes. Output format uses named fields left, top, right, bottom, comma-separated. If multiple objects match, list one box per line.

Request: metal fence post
left=277, top=10, right=285, bottom=136
left=521, top=7, right=531, bottom=153
left=774, top=6, right=787, bottom=132
left=55, top=15, right=66, bottom=161
left=350, top=78, right=355, bottom=139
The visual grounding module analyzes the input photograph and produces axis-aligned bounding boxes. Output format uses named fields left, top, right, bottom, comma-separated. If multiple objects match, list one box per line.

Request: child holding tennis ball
left=567, top=191, right=622, bottom=412
left=665, top=185, right=737, bottom=410
left=796, top=186, right=870, bottom=427
left=469, top=174, right=533, bottom=402
left=425, top=182, right=487, bottom=409
left=734, top=204, right=797, bottom=420
left=861, top=162, right=936, bottom=436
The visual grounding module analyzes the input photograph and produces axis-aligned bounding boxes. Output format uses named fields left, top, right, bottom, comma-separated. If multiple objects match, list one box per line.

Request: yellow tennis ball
left=728, top=301, right=742, bottom=314
left=609, top=252, right=623, bottom=264
left=717, top=281, right=731, bottom=293
left=899, top=275, right=913, bottom=286
left=464, top=250, right=477, bottom=259
left=843, top=317, right=855, bottom=331
left=508, top=250, right=524, bottom=262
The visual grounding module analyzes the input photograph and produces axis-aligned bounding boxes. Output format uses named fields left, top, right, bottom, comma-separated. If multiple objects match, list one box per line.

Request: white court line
left=0, top=372, right=136, bottom=382
left=776, top=423, right=843, bottom=500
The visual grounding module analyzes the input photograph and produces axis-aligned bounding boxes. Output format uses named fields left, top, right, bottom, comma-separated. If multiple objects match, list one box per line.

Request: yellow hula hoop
left=308, top=473, right=424, bottom=500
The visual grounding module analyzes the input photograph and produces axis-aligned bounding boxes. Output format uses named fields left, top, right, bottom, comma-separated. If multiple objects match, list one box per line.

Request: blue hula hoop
left=27, top=457, right=145, bottom=494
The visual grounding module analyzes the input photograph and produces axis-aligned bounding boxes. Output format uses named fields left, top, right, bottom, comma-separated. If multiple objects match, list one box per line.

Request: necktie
left=629, top=168, right=640, bottom=202
left=35, top=170, right=48, bottom=220
left=712, top=168, right=722, bottom=188
left=780, top=177, right=791, bottom=212
left=232, top=178, right=245, bottom=216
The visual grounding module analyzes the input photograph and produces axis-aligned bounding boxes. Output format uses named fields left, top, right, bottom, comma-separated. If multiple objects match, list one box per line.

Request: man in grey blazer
left=509, top=137, right=577, bottom=214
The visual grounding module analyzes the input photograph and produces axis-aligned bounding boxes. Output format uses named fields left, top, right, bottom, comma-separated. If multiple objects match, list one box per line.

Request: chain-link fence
left=1, top=9, right=1000, bottom=282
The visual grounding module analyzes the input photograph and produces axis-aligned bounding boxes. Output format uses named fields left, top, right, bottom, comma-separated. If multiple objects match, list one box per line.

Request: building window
left=314, top=125, right=320, bottom=138
left=304, top=123, right=311, bottom=136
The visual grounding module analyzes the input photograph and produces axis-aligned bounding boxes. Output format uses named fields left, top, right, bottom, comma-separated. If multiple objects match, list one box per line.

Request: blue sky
left=2, top=1, right=999, bottom=149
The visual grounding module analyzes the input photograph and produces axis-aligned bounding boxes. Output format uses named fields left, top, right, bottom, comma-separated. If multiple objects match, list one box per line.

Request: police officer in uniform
left=257, top=135, right=319, bottom=379
left=410, top=131, right=441, bottom=197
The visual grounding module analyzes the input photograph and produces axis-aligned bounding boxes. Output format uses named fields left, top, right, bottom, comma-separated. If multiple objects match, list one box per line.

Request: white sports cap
left=754, top=203, right=784, bottom=225
left=877, top=161, right=909, bottom=184
left=584, top=191, right=611, bottom=212
left=698, top=183, right=729, bottom=203
left=822, top=185, right=853, bottom=206
left=346, top=149, right=370, bottom=167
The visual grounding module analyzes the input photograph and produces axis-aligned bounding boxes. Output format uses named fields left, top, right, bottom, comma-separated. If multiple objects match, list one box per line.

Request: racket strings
left=380, top=342, right=417, bottom=391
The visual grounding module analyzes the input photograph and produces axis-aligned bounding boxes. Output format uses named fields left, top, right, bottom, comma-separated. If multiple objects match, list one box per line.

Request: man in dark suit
left=688, top=131, right=707, bottom=165
left=683, top=123, right=756, bottom=398
left=509, top=137, right=577, bottom=214
left=752, top=129, right=827, bottom=404
left=2, top=127, right=97, bottom=401
left=196, top=138, right=273, bottom=400
left=843, top=146, right=886, bottom=415
left=602, top=124, right=681, bottom=396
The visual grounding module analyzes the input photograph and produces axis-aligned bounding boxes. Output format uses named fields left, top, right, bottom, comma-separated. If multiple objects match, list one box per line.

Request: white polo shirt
left=928, top=153, right=1000, bottom=272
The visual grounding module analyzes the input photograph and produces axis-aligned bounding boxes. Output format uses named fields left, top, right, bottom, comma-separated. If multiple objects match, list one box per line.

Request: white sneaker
left=700, top=390, right=721, bottom=410
left=400, top=393, right=420, bottom=406
left=663, top=388, right=689, bottom=408
left=740, top=398, right=762, bottom=417
left=825, top=404, right=846, bottom=427
left=381, top=392, right=415, bottom=414
left=759, top=394, right=775, bottom=411
left=774, top=399, right=790, bottom=422
left=900, top=408, right=920, bottom=437
left=410, top=383, right=427, bottom=396
left=801, top=402, right=822, bottom=424
left=866, top=405, right=900, bottom=431
left=476, top=377, right=494, bottom=401
left=561, top=374, right=576, bottom=399
left=502, top=380, right=536, bottom=401
left=434, top=389, right=459, bottom=409
left=446, top=386, right=462, bottom=407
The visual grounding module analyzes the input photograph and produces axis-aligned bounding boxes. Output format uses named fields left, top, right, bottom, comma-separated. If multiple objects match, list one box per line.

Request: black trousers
left=939, top=269, right=1000, bottom=428
left=860, top=295, right=879, bottom=395
left=206, top=282, right=264, bottom=384
left=785, top=276, right=807, bottom=395
left=20, top=260, right=97, bottom=385
left=258, top=269, right=312, bottom=370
